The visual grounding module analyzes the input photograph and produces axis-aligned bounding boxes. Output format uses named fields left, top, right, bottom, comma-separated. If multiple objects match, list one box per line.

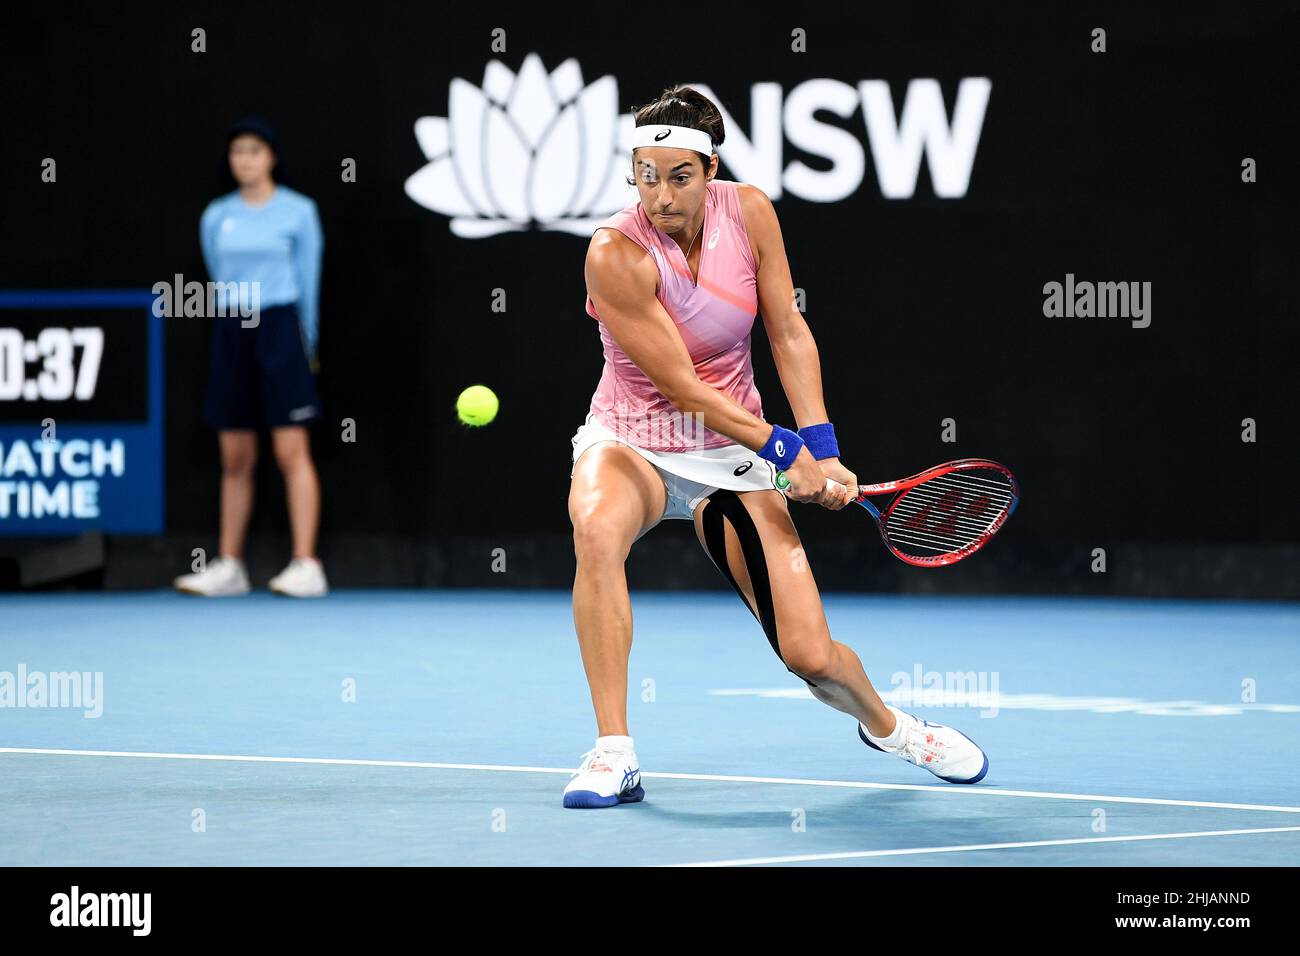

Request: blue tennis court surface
left=2, top=591, right=1297, bottom=866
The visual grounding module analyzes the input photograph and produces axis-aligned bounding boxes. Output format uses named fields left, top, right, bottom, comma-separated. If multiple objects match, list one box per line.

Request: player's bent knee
left=781, top=641, right=837, bottom=683
left=571, top=515, right=634, bottom=566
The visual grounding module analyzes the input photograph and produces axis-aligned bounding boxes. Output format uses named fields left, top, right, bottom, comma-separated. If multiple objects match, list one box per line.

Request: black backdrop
left=3, top=3, right=1297, bottom=595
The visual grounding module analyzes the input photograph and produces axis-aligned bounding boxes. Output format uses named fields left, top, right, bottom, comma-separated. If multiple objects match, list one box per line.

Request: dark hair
left=627, top=85, right=725, bottom=184
left=218, top=115, right=288, bottom=192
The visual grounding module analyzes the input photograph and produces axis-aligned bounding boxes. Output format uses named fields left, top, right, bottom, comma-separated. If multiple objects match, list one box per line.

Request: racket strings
left=884, top=471, right=1015, bottom=555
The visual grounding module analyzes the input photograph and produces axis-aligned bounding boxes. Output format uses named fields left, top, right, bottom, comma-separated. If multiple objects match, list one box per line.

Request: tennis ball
left=456, top=384, right=498, bottom=426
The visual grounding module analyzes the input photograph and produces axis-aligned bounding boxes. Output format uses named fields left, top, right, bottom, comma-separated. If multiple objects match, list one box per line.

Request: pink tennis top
left=584, top=179, right=764, bottom=452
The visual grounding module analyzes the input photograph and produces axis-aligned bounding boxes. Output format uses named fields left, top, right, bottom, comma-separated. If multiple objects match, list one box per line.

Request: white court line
left=3, top=746, right=1299, bottom=815
left=665, top=825, right=1300, bottom=867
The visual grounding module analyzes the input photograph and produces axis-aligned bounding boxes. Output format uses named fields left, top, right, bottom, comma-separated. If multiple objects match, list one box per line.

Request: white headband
left=631, top=124, right=714, bottom=155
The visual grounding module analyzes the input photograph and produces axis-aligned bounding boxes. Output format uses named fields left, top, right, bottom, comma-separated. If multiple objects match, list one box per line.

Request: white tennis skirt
left=569, top=412, right=781, bottom=520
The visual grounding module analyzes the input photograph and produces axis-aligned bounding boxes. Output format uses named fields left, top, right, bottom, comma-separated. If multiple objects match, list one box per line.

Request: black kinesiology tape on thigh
left=700, top=489, right=818, bottom=688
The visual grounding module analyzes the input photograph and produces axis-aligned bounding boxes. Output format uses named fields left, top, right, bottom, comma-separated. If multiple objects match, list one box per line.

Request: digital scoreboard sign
left=0, top=291, right=163, bottom=534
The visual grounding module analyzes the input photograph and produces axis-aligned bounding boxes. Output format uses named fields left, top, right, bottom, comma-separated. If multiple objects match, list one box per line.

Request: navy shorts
left=202, top=303, right=321, bottom=429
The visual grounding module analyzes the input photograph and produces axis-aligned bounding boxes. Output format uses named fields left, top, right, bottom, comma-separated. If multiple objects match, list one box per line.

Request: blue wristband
left=758, top=425, right=805, bottom=471
left=798, top=422, right=839, bottom=460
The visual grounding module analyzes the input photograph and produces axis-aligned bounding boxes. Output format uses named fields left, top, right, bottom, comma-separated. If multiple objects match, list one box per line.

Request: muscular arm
left=737, top=183, right=858, bottom=505
left=584, top=228, right=775, bottom=452
left=737, top=183, right=832, bottom=429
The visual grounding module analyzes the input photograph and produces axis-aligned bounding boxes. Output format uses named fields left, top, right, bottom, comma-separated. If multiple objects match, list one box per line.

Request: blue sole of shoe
left=563, top=783, right=646, bottom=809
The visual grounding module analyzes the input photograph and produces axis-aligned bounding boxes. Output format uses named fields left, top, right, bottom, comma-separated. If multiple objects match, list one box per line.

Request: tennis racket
left=775, top=458, right=1019, bottom=567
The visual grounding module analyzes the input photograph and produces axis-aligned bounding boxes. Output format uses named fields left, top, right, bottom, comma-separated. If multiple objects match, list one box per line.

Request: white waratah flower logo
left=405, top=54, right=636, bottom=238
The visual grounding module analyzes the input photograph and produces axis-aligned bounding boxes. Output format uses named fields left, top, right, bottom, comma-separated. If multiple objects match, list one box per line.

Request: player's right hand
left=782, top=448, right=832, bottom=504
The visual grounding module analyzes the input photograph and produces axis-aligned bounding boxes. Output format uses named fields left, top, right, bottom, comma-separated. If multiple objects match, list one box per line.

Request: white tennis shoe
left=173, top=556, right=250, bottom=597
left=562, top=738, right=644, bottom=809
left=269, top=557, right=329, bottom=597
left=859, top=705, right=989, bottom=784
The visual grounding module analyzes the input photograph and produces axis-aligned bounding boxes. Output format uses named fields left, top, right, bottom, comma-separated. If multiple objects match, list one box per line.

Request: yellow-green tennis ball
left=456, top=385, right=498, bottom=426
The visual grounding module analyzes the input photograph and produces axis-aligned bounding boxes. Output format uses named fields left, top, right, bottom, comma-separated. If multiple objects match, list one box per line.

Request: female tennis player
left=564, top=87, right=988, bottom=808
left=173, top=116, right=327, bottom=598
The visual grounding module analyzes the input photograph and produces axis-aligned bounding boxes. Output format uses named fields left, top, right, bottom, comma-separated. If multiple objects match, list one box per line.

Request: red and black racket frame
left=851, top=458, right=1020, bottom=567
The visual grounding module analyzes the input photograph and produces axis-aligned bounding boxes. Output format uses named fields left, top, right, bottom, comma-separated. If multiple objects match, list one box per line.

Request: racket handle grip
left=774, top=471, right=843, bottom=494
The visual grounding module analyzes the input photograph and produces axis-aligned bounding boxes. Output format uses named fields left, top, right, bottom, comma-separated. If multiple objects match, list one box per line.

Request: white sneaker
left=562, top=737, right=644, bottom=809
left=269, top=557, right=328, bottom=597
left=859, top=705, right=989, bottom=784
left=174, top=556, right=250, bottom=597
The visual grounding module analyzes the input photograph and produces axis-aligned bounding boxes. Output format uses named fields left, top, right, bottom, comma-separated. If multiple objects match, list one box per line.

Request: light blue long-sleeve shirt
left=199, top=186, right=323, bottom=356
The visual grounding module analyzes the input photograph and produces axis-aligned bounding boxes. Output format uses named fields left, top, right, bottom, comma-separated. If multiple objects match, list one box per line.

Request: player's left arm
left=738, top=183, right=857, bottom=499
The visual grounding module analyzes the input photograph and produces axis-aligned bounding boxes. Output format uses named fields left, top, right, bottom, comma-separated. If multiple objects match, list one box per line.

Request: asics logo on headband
left=654, top=129, right=671, bottom=141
